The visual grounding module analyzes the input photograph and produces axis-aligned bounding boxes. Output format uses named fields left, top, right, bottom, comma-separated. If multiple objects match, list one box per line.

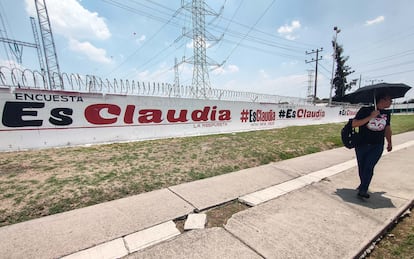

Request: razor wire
left=0, top=66, right=309, bottom=104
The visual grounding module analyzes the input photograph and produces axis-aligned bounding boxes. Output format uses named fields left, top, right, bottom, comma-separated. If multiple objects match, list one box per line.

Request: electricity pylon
left=35, top=0, right=62, bottom=89
left=182, top=0, right=223, bottom=97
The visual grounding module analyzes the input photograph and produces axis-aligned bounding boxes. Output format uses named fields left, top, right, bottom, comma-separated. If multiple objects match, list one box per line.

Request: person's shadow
left=335, top=188, right=396, bottom=209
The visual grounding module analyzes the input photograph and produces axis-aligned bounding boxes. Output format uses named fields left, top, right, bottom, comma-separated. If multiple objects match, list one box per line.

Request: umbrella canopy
left=341, top=83, right=411, bottom=104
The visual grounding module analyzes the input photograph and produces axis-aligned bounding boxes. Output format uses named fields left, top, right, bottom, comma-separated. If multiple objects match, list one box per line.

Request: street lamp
left=328, top=26, right=341, bottom=106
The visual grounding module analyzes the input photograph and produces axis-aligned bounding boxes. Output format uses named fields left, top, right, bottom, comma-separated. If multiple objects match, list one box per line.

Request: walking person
left=352, top=93, right=393, bottom=198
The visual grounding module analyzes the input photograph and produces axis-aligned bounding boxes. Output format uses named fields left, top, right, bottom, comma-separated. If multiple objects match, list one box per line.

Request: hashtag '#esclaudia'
left=240, top=109, right=249, bottom=122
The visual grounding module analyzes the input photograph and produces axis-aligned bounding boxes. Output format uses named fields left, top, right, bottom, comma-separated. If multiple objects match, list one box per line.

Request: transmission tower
left=0, top=13, right=37, bottom=65
left=174, top=57, right=180, bottom=87
left=0, top=9, right=47, bottom=73
left=0, top=37, right=37, bottom=64
left=307, top=70, right=314, bottom=102
left=182, top=0, right=223, bottom=96
left=30, top=17, right=46, bottom=73
left=35, top=0, right=62, bottom=89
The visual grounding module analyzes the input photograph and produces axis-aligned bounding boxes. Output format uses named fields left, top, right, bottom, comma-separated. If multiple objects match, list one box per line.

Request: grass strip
left=0, top=114, right=413, bottom=227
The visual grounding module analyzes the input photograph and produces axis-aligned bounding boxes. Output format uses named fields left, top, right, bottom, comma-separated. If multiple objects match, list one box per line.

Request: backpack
left=341, top=119, right=359, bottom=149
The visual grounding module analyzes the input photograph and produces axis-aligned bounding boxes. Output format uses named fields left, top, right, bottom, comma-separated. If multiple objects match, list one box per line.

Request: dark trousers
left=355, top=144, right=384, bottom=194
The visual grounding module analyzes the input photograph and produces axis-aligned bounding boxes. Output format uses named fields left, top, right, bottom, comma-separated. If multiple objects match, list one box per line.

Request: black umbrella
left=343, top=83, right=411, bottom=106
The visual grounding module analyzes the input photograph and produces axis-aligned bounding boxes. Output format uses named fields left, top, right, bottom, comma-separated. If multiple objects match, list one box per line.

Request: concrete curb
left=62, top=238, right=128, bottom=259
left=239, top=141, right=414, bottom=207
left=61, top=140, right=414, bottom=258
left=353, top=200, right=414, bottom=258
left=63, top=221, right=180, bottom=259
left=239, top=159, right=357, bottom=206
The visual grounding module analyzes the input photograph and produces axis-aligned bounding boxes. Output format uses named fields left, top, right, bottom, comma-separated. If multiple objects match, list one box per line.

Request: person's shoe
left=357, top=192, right=370, bottom=199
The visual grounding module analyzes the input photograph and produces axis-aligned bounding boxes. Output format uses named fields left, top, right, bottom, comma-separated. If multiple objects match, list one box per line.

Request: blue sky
left=1, top=0, right=413, bottom=100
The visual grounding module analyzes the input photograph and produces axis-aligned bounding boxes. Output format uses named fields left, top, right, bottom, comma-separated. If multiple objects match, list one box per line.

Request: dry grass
left=0, top=123, right=341, bottom=226
left=0, top=115, right=413, bottom=229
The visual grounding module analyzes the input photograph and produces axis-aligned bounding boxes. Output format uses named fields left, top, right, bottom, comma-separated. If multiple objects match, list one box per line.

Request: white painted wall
left=0, top=87, right=357, bottom=151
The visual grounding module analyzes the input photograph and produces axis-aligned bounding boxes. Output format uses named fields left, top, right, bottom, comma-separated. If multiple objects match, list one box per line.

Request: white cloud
left=227, top=65, right=239, bottom=73
left=365, top=16, right=385, bottom=26
left=281, top=61, right=299, bottom=67
left=68, top=39, right=112, bottom=64
left=25, top=0, right=111, bottom=40
left=25, top=0, right=111, bottom=64
left=211, top=64, right=239, bottom=75
left=254, top=70, right=310, bottom=97
left=137, top=70, right=150, bottom=80
left=277, top=20, right=301, bottom=40
left=278, top=21, right=301, bottom=34
left=132, top=63, right=174, bottom=82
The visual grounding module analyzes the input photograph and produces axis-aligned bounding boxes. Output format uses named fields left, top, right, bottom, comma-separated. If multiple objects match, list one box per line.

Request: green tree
left=332, top=41, right=355, bottom=101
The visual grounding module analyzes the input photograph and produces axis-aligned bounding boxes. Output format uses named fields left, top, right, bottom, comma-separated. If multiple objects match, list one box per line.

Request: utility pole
left=305, top=48, right=323, bottom=104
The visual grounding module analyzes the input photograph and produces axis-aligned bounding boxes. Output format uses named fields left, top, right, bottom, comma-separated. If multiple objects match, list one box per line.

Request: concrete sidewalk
left=0, top=132, right=413, bottom=259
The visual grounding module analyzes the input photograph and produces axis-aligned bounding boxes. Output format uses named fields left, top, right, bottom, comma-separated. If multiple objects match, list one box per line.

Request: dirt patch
left=174, top=200, right=250, bottom=233
left=205, top=201, right=250, bottom=228
left=174, top=216, right=187, bottom=233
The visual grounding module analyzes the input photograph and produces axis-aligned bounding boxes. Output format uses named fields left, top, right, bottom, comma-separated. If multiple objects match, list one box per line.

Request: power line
left=104, top=1, right=184, bottom=77
left=364, top=68, right=414, bottom=80
left=215, top=11, right=317, bottom=51
left=318, top=62, right=331, bottom=74
left=0, top=3, right=15, bottom=66
left=102, top=0, right=181, bottom=26
left=121, top=0, right=314, bottom=52
left=102, top=0, right=314, bottom=74
left=214, top=0, right=243, bottom=51
left=358, top=60, right=414, bottom=75
left=222, top=0, right=277, bottom=64
left=349, top=25, right=414, bottom=56
left=220, top=38, right=303, bottom=59
left=354, top=49, right=414, bottom=67
left=95, top=0, right=413, bottom=100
